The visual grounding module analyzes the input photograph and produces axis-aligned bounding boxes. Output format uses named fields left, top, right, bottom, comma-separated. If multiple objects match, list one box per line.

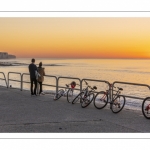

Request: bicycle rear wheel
left=67, top=89, right=75, bottom=103
left=72, top=92, right=84, bottom=104
left=81, top=93, right=95, bottom=108
left=53, top=89, right=64, bottom=100
left=142, top=97, right=150, bottom=119
left=111, top=95, right=125, bottom=113
left=93, top=91, right=108, bottom=109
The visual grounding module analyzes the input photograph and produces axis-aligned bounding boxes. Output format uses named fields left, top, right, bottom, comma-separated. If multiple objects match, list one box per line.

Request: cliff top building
left=0, top=52, right=16, bottom=59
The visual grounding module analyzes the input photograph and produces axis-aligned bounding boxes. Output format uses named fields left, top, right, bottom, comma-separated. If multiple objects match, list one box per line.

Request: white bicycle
left=53, top=81, right=78, bottom=103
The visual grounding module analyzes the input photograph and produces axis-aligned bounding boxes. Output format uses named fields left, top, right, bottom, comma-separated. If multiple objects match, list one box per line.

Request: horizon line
left=15, top=57, right=150, bottom=59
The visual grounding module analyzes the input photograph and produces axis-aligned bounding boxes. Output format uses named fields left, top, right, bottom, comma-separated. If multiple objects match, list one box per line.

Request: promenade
left=0, top=86, right=150, bottom=133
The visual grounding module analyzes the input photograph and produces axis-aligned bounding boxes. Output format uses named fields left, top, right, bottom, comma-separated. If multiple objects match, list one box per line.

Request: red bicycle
left=93, top=84, right=126, bottom=113
left=142, top=97, right=150, bottom=119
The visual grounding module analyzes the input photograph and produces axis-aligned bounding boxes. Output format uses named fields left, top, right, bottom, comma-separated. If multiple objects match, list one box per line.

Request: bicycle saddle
left=93, top=86, right=97, bottom=90
left=118, top=87, right=123, bottom=91
left=66, top=84, right=69, bottom=87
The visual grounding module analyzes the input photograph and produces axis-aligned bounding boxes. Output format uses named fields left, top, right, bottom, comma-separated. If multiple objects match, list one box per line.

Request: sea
left=1, top=58, right=150, bottom=111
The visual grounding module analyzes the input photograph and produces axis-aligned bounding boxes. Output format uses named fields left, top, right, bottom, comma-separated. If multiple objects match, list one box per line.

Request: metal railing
left=0, top=72, right=8, bottom=87
left=1, top=71, right=150, bottom=106
left=21, top=73, right=30, bottom=91
left=8, top=72, right=22, bottom=90
left=41, top=75, right=57, bottom=93
left=112, top=81, right=150, bottom=101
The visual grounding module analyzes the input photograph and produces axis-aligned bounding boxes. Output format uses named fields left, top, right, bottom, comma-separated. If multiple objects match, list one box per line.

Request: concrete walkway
left=0, top=86, right=149, bottom=133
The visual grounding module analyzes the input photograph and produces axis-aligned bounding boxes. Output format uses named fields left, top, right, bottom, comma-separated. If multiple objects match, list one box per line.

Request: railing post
left=21, top=74, right=23, bottom=91
left=0, top=72, right=8, bottom=88
left=7, top=72, right=9, bottom=88
left=80, top=80, right=82, bottom=92
left=109, top=83, right=112, bottom=103
left=4, top=73, right=8, bottom=88
left=20, top=73, right=22, bottom=91
left=56, top=77, right=58, bottom=94
left=111, top=84, right=113, bottom=104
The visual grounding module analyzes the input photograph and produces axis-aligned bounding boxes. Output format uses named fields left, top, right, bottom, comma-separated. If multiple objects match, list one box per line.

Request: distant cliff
left=0, top=52, right=16, bottom=59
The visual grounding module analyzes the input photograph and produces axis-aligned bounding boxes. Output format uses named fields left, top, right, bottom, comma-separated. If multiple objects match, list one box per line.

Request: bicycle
left=72, top=80, right=97, bottom=108
left=93, top=84, right=126, bottom=113
left=142, top=97, right=150, bottom=119
left=53, top=81, right=78, bottom=103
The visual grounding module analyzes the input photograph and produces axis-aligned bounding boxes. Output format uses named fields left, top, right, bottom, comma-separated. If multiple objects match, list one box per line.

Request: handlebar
left=84, top=80, right=97, bottom=90
left=84, top=80, right=88, bottom=85
left=66, top=84, right=69, bottom=88
left=109, top=84, right=123, bottom=91
left=110, top=84, right=123, bottom=91
left=65, top=83, right=80, bottom=88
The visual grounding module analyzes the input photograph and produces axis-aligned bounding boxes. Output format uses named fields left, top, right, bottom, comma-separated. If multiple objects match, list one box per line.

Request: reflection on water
left=1, top=58, right=150, bottom=110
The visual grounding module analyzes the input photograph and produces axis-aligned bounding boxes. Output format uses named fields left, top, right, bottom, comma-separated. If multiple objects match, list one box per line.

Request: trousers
left=30, top=77, right=37, bottom=95
left=37, top=82, right=43, bottom=94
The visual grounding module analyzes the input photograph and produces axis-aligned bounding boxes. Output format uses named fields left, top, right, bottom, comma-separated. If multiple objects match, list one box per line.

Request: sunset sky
left=0, top=17, right=150, bottom=58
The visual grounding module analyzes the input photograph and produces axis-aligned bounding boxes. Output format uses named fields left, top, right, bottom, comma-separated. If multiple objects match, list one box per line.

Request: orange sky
left=0, top=17, right=150, bottom=58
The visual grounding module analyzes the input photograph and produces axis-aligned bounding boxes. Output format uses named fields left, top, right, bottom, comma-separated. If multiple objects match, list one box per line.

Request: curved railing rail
left=112, top=81, right=150, bottom=101
left=0, top=72, right=8, bottom=87
left=8, top=72, right=22, bottom=90
left=21, top=73, right=30, bottom=91
left=41, top=75, right=57, bottom=93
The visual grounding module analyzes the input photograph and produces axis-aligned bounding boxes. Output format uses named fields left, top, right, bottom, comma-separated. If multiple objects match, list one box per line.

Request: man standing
left=29, top=58, right=37, bottom=96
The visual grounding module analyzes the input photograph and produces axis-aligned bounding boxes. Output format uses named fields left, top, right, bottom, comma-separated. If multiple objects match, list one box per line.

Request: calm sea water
left=1, top=58, right=150, bottom=111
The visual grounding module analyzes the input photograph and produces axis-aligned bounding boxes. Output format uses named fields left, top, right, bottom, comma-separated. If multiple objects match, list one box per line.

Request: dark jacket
left=29, top=63, right=37, bottom=78
left=37, top=67, right=45, bottom=82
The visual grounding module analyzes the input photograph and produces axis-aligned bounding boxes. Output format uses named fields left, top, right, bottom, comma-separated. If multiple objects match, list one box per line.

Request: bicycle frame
left=63, top=83, right=79, bottom=96
left=102, top=85, right=122, bottom=106
left=112, top=89, right=121, bottom=100
left=81, top=81, right=97, bottom=102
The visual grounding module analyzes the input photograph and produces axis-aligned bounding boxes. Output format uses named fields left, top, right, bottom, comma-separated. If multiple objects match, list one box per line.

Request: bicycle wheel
left=72, top=92, right=84, bottom=104
left=53, top=89, right=64, bottom=100
left=111, top=95, right=125, bottom=113
left=81, top=93, right=95, bottom=108
left=67, top=89, right=75, bottom=103
left=142, top=97, right=150, bottom=119
left=93, top=91, right=108, bottom=109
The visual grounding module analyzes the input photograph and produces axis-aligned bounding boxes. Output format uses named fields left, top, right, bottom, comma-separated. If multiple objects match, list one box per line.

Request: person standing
left=28, top=58, right=38, bottom=96
left=37, top=62, right=45, bottom=95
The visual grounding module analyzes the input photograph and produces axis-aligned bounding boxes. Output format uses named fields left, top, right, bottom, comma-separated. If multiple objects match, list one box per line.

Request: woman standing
left=37, top=62, right=45, bottom=95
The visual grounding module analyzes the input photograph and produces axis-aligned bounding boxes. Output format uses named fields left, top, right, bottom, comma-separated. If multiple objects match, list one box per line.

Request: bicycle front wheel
left=81, top=93, right=95, bottom=108
left=67, top=89, right=75, bottom=103
left=111, top=95, right=125, bottom=113
left=142, top=97, right=150, bottom=119
left=93, top=91, right=108, bottom=109
left=72, top=92, right=84, bottom=104
left=53, top=89, right=64, bottom=100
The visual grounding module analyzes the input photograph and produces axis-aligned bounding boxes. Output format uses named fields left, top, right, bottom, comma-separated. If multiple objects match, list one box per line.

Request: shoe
left=32, top=94, right=37, bottom=96
left=41, top=92, right=45, bottom=95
